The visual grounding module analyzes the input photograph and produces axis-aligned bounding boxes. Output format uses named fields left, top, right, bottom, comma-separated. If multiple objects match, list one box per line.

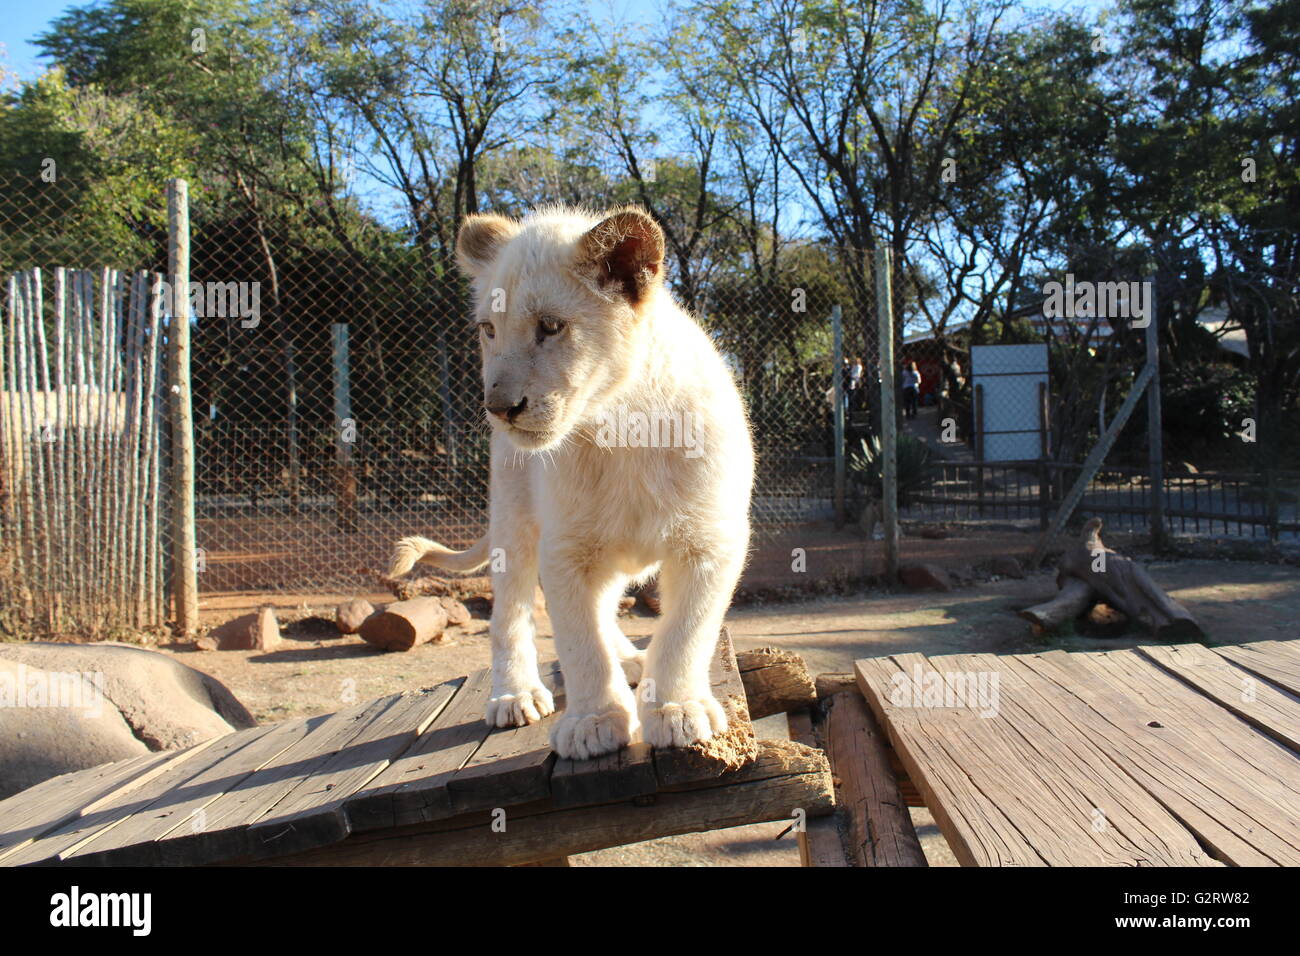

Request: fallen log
left=358, top=597, right=448, bottom=651
left=1060, top=518, right=1203, bottom=641
left=1023, top=518, right=1203, bottom=641
left=1018, top=578, right=1094, bottom=636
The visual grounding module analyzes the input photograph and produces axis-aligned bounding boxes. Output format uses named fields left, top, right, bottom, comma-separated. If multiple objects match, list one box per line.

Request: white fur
left=390, top=207, right=753, bottom=760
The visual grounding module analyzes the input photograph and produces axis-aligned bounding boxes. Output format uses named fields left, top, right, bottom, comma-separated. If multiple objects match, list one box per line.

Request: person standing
left=901, top=361, right=922, bottom=419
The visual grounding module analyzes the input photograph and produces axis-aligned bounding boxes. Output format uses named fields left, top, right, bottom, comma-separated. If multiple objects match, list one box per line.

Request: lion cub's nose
left=486, top=396, right=528, bottom=423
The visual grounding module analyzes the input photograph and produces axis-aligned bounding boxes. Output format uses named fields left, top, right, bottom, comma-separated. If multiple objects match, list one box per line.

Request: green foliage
left=849, top=433, right=935, bottom=505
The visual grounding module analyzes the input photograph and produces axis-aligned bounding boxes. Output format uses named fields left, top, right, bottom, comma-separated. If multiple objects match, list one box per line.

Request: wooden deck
left=852, top=639, right=1300, bottom=866
left=0, top=630, right=834, bottom=867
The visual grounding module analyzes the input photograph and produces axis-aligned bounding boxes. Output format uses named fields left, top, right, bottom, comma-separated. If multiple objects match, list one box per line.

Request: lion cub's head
left=455, top=206, right=666, bottom=451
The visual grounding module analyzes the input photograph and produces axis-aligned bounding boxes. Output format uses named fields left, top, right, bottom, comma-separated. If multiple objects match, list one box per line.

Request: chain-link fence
left=0, top=175, right=888, bottom=632
left=5, top=173, right=1292, bottom=639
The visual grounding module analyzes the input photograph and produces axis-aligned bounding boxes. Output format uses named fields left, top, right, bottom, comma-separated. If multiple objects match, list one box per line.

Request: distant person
left=848, top=355, right=864, bottom=412
left=901, top=361, right=921, bottom=419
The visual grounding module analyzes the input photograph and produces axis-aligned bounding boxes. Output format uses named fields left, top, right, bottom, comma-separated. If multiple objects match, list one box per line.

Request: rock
left=194, top=636, right=218, bottom=652
left=898, top=563, right=952, bottom=591
left=990, top=556, right=1024, bottom=579
left=336, top=599, right=377, bottom=635
left=438, top=596, right=471, bottom=626
left=0, top=642, right=256, bottom=799
left=204, top=606, right=282, bottom=651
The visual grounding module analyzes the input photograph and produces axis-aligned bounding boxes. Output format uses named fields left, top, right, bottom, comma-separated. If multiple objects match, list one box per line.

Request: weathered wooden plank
left=946, top=652, right=1217, bottom=867
left=343, top=672, right=490, bottom=832
left=127, top=697, right=396, bottom=865
left=1015, top=649, right=1300, bottom=865
left=785, top=707, right=851, bottom=867
left=1138, top=643, right=1300, bottom=753
left=0, top=750, right=173, bottom=859
left=1213, top=640, right=1300, bottom=698
left=61, top=717, right=318, bottom=866
left=822, top=690, right=926, bottom=867
left=550, top=741, right=657, bottom=809
left=1075, top=650, right=1300, bottom=810
left=857, top=652, right=1218, bottom=866
left=2, top=735, right=235, bottom=866
left=652, top=629, right=758, bottom=787
left=446, top=661, right=562, bottom=813
left=255, top=740, right=832, bottom=867
left=246, top=685, right=463, bottom=859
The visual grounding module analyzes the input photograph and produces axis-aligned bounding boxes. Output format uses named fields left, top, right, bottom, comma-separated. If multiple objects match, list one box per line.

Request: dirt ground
left=159, top=543, right=1300, bottom=867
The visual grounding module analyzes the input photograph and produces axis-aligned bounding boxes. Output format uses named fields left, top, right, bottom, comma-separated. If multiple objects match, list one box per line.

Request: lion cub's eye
left=478, top=321, right=495, bottom=339
left=537, top=317, right=564, bottom=338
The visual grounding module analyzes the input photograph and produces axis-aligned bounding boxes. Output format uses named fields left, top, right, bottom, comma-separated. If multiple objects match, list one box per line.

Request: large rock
left=0, top=642, right=256, bottom=799
left=898, top=563, right=953, bottom=592
left=198, top=606, right=281, bottom=651
left=336, top=599, right=378, bottom=635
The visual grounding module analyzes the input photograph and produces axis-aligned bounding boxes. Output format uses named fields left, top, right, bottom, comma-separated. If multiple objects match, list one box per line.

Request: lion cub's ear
left=573, top=207, right=666, bottom=305
left=456, top=214, right=519, bottom=278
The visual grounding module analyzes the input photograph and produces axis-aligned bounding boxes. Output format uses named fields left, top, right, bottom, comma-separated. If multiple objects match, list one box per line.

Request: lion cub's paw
left=640, top=696, right=728, bottom=749
left=549, top=702, right=638, bottom=760
left=485, top=686, right=556, bottom=728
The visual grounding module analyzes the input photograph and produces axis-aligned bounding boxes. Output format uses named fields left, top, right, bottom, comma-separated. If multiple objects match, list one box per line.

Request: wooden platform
left=852, top=639, right=1300, bottom=866
left=0, top=630, right=834, bottom=867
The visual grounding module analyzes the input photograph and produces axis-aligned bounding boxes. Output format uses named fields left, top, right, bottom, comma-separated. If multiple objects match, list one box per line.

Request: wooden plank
left=0, top=750, right=173, bottom=859
left=245, top=685, right=462, bottom=859
left=255, top=740, right=832, bottom=867
left=343, top=672, right=491, bottom=832
left=945, top=652, right=1217, bottom=867
left=446, top=661, right=562, bottom=813
left=1014, top=649, right=1300, bottom=865
left=127, top=697, right=397, bottom=865
left=822, top=691, right=926, bottom=867
left=59, top=717, right=319, bottom=867
left=1213, top=641, right=1300, bottom=697
left=785, top=708, right=851, bottom=867
left=551, top=742, right=657, bottom=809
left=1138, top=643, right=1300, bottom=753
left=856, top=652, right=1217, bottom=866
left=3, top=731, right=252, bottom=866
left=652, top=629, right=758, bottom=787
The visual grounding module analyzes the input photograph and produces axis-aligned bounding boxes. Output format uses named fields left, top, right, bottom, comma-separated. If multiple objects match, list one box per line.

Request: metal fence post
left=332, top=322, right=357, bottom=532
left=831, top=304, right=845, bottom=528
left=166, top=179, right=198, bottom=638
left=875, top=247, right=899, bottom=581
left=1145, top=276, right=1167, bottom=551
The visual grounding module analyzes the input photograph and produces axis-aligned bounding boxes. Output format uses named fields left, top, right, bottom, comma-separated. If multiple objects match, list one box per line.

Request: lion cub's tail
left=389, top=534, right=491, bottom=577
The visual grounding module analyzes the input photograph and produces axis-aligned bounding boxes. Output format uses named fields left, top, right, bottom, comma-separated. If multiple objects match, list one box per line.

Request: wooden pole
left=332, top=322, right=357, bottom=532
left=1144, top=278, right=1166, bottom=551
left=831, top=304, right=845, bottom=528
left=167, top=179, right=198, bottom=639
left=875, top=248, right=899, bottom=581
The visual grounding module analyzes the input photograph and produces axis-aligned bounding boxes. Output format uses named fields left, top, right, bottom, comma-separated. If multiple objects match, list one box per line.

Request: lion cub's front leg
left=541, top=549, right=638, bottom=760
left=639, top=553, right=742, bottom=748
left=484, top=523, right=555, bottom=728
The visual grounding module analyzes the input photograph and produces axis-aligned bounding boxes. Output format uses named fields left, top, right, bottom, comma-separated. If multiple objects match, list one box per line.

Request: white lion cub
left=390, top=206, right=754, bottom=760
